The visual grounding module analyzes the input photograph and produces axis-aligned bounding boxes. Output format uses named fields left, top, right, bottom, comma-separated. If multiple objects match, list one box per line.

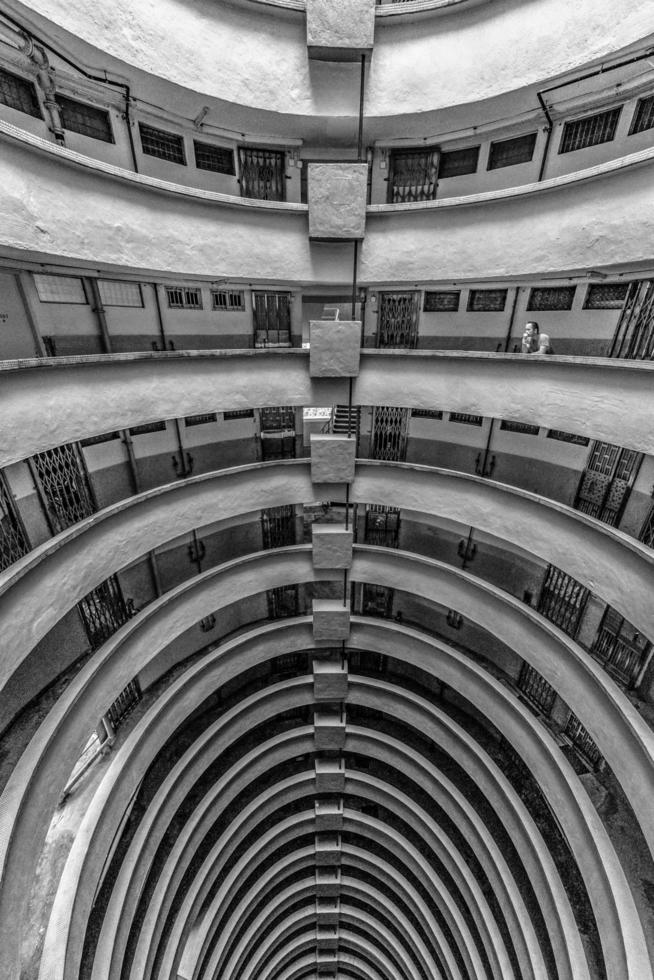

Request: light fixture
left=192, top=106, right=209, bottom=129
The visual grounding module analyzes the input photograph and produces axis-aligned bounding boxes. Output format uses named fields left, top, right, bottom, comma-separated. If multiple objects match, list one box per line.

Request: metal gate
left=387, top=147, right=439, bottom=203
left=31, top=443, right=95, bottom=534
left=262, top=505, right=296, bottom=549
left=537, top=564, right=589, bottom=637
left=253, top=291, right=292, bottom=347
left=267, top=585, right=298, bottom=619
left=377, top=291, right=420, bottom=348
left=364, top=505, right=400, bottom=547
left=105, top=678, right=142, bottom=731
left=517, top=663, right=555, bottom=716
left=573, top=441, right=642, bottom=526
left=609, top=280, right=654, bottom=359
left=78, top=575, right=129, bottom=649
left=591, top=606, right=649, bottom=687
left=239, top=147, right=286, bottom=201
left=260, top=405, right=296, bottom=461
left=370, top=406, right=409, bottom=461
left=361, top=584, right=394, bottom=618
left=0, top=473, right=29, bottom=571
left=564, top=714, right=602, bottom=768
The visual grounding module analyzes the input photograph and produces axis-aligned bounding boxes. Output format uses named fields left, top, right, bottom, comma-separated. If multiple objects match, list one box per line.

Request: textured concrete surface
left=310, top=435, right=356, bottom=484
left=308, top=164, right=368, bottom=239
left=313, top=657, right=349, bottom=700
left=307, top=0, right=375, bottom=59
left=312, top=599, right=351, bottom=640
left=312, top=524, right=353, bottom=569
left=310, top=320, right=361, bottom=377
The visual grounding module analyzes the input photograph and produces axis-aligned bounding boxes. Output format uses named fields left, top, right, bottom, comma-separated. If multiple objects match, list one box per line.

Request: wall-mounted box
left=310, top=319, right=361, bottom=377
left=306, top=0, right=375, bottom=61
left=312, top=523, right=353, bottom=569
left=308, top=163, right=368, bottom=240
left=311, top=434, right=356, bottom=484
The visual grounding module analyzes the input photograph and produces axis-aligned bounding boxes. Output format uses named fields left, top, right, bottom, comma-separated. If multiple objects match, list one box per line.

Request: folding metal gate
left=239, top=147, right=286, bottom=201
left=537, top=564, right=589, bottom=637
left=609, top=280, right=654, bottom=359
left=376, top=291, right=420, bottom=348
left=31, top=442, right=95, bottom=534
left=253, top=292, right=292, bottom=347
left=0, top=474, right=29, bottom=571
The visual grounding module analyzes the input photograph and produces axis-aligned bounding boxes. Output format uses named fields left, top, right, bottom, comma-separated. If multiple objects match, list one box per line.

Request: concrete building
left=1, top=0, right=654, bottom=978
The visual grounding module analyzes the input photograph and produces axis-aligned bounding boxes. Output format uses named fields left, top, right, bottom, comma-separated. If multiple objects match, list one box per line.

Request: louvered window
left=139, top=123, right=186, bottom=164
left=0, top=66, right=41, bottom=117
left=547, top=429, right=589, bottom=446
left=411, top=409, right=443, bottom=419
left=387, top=146, right=439, bottom=203
left=34, top=274, right=87, bottom=304
left=559, top=106, right=622, bottom=154
left=253, top=291, right=291, bottom=347
left=165, top=286, right=202, bottom=309
left=194, top=140, right=235, bottom=174
left=466, top=289, right=507, bottom=312
left=527, top=286, right=576, bottom=311
left=538, top=564, right=589, bottom=637
left=449, top=412, right=483, bottom=426
left=212, top=290, right=245, bottom=311
left=583, top=283, right=629, bottom=310
left=439, top=145, right=480, bottom=177
left=518, top=663, right=556, bottom=715
left=97, top=280, right=143, bottom=307
left=629, top=95, right=654, bottom=136
left=129, top=421, right=166, bottom=435
left=487, top=132, right=537, bottom=170
left=423, top=291, right=460, bottom=312
left=57, top=95, right=113, bottom=142
left=238, top=147, right=286, bottom=201
left=0, top=474, right=29, bottom=572
left=184, top=413, right=217, bottom=427
left=500, top=420, right=540, bottom=435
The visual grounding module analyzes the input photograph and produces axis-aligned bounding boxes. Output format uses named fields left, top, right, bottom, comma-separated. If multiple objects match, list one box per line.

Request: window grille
left=411, top=409, right=443, bottom=419
left=32, top=443, right=95, bottom=534
left=609, top=280, right=654, bottom=359
left=547, top=429, right=589, bottom=446
left=105, top=679, right=142, bottom=732
left=361, top=584, right=394, bottom=618
left=639, top=505, right=654, bottom=548
left=538, top=564, right=589, bottom=637
left=0, top=474, right=29, bottom=572
left=165, top=286, right=202, bottom=309
left=629, top=95, right=654, bottom=136
left=261, top=406, right=295, bottom=432
left=423, top=291, right=460, bottom=313
left=212, top=290, right=245, bottom=311
left=439, top=145, right=480, bottom=178
left=139, top=123, right=186, bottom=164
left=56, top=94, right=113, bottom=142
left=500, top=420, right=540, bottom=435
left=559, top=106, right=622, bottom=154
left=78, top=575, right=129, bottom=649
left=365, top=505, right=400, bottom=547
left=449, top=412, right=483, bottom=426
left=518, top=663, right=555, bottom=715
left=564, top=713, right=603, bottom=768
left=0, top=66, right=41, bottom=117
left=466, top=289, right=507, bottom=312
left=253, top=291, right=291, bottom=347
left=80, top=431, right=120, bottom=447
left=224, top=409, right=254, bottom=421
left=262, top=505, right=296, bottom=549
left=97, top=280, right=143, bottom=307
left=34, top=274, right=87, bottom=304
left=591, top=607, right=649, bottom=687
left=574, top=441, right=642, bottom=526
left=193, top=140, right=235, bottom=174
left=487, top=132, right=537, bottom=170
left=184, top=413, right=217, bottom=427
left=267, top=585, right=298, bottom=619
left=377, top=291, right=420, bottom=348
left=387, top=146, right=439, bottom=203
left=370, top=406, right=409, bottom=461
left=238, top=146, right=286, bottom=201
left=527, top=286, right=576, bottom=311
left=129, top=421, right=167, bottom=435
left=583, top=283, right=629, bottom=310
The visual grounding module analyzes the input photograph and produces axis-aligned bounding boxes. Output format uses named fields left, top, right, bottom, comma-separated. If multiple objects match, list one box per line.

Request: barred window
left=194, top=140, right=235, bottom=174
left=97, top=280, right=143, bottom=307
left=467, top=289, right=507, bottom=312
left=212, top=290, right=245, bottom=311
left=583, top=283, right=629, bottom=310
left=184, top=413, right=217, bottom=427
left=559, top=106, right=622, bottom=154
left=57, top=95, right=113, bottom=142
left=34, top=275, right=87, bottom=304
left=527, top=286, right=576, bottom=311
left=439, top=145, right=480, bottom=178
left=487, top=132, right=537, bottom=170
left=500, top=420, right=540, bottom=435
left=0, top=66, right=41, bottom=118
left=165, top=286, right=202, bottom=309
left=129, top=421, right=167, bottom=435
left=449, top=412, right=483, bottom=426
left=518, top=663, right=556, bottom=715
left=547, top=429, right=589, bottom=446
left=564, top=713, right=603, bottom=768
left=224, top=409, right=254, bottom=421
left=629, top=95, right=654, bottom=136
left=411, top=409, right=443, bottom=419
left=80, top=431, right=120, bottom=447
left=423, top=291, right=460, bottom=313
left=139, top=123, right=186, bottom=164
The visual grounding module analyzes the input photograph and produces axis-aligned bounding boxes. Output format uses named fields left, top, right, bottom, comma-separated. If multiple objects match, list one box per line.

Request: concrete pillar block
left=309, top=319, right=361, bottom=377
left=316, top=951, right=339, bottom=973
left=310, top=434, right=356, bottom=484
left=315, top=867, right=341, bottom=897
left=315, top=832, right=342, bottom=866
left=308, top=163, right=368, bottom=241
left=315, top=799, right=344, bottom=832
left=313, top=524, right=353, bottom=569
left=315, top=758, right=346, bottom=793
left=314, top=707, right=347, bottom=749
left=316, top=925, right=340, bottom=950
left=316, top=897, right=340, bottom=924
left=313, top=599, right=351, bottom=641
left=314, top=656, right=349, bottom=700
left=306, top=0, right=375, bottom=61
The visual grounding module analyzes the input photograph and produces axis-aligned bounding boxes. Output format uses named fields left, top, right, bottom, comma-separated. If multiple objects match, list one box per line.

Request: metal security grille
left=78, top=575, right=129, bottom=649
left=518, top=663, right=556, bottom=715
left=365, top=506, right=400, bottom=547
left=439, top=145, right=480, bottom=178
left=261, top=406, right=295, bottom=432
left=387, top=146, right=439, bottom=203
left=547, top=429, right=589, bottom=446
left=32, top=443, right=95, bottom=534
left=640, top=505, right=654, bottom=548
left=97, top=280, right=143, bottom=307
left=267, top=585, right=298, bottom=619
left=629, top=95, right=654, bottom=135
left=261, top=406, right=295, bottom=461
left=377, top=292, right=420, bottom=348
left=0, top=474, right=29, bottom=572
left=538, top=565, right=589, bottom=637
left=165, top=286, right=202, bottom=309
left=467, top=289, right=507, bottom=312
left=423, top=291, right=460, bottom=313
left=559, top=106, right=622, bottom=154
left=34, top=274, right=87, bottom=304
left=527, top=286, right=576, bottom=311
left=253, top=292, right=291, bottom=347
left=487, top=132, right=537, bottom=170
left=56, top=95, right=113, bottom=142
left=238, top=147, right=286, bottom=201
left=370, top=406, right=409, bottom=461
left=262, top=505, right=296, bottom=549
left=105, top=679, right=142, bottom=731
left=139, top=123, right=186, bottom=164
left=193, top=140, right=235, bottom=174
left=361, top=584, right=393, bottom=618
left=564, top=714, right=602, bottom=768
left=212, top=290, right=245, bottom=311
left=0, top=66, right=41, bottom=117
left=583, top=283, right=629, bottom=310
left=184, top=413, right=217, bottom=427
left=609, top=280, right=654, bottom=359
left=591, top=607, right=650, bottom=687
left=500, top=420, right=540, bottom=435
left=574, top=441, right=642, bottom=526
left=449, top=412, right=483, bottom=426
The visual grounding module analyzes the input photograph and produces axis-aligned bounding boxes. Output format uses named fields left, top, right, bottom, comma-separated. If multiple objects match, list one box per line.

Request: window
left=80, top=431, right=120, bottom=447
left=34, top=274, right=87, bottom=304
left=411, top=409, right=443, bottom=419
left=184, top=413, right=217, bottom=427
left=129, top=421, right=167, bottom=435
left=387, top=146, right=439, bottom=203
left=467, top=289, right=507, bottom=312
left=500, top=420, right=540, bottom=435
left=583, top=283, right=629, bottom=310
left=487, top=133, right=537, bottom=171
left=224, top=409, right=254, bottom=421
left=238, top=146, right=286, bottom=201
left=212, top=290, right=245, bottom=311
left=439, top=145, right=480, bottom=178
left=139, top=122, right=186, bottom=164
left=97, top=280, right=143, bottom=307
left=194, top=140, right=235, bottom=174
left=547, top=429, right=589, bottom=446
left=559, top=106, right=622, bottom=154
left=538, top=565, right=589, bottom=637
left=527, top=286, right=576, bottom=311
left=0, top=66, right=41, bottom=118
left=629, top=95, right=654, bottom=136
left=449, top=412, right=483, bottom=426
left=56, top=94, right=113, bottom=142
left=423, top=291, right=460, bottom=313
left=564, top=713, right=603, bottom=768
left=165, top=286, right=202, bottom=309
